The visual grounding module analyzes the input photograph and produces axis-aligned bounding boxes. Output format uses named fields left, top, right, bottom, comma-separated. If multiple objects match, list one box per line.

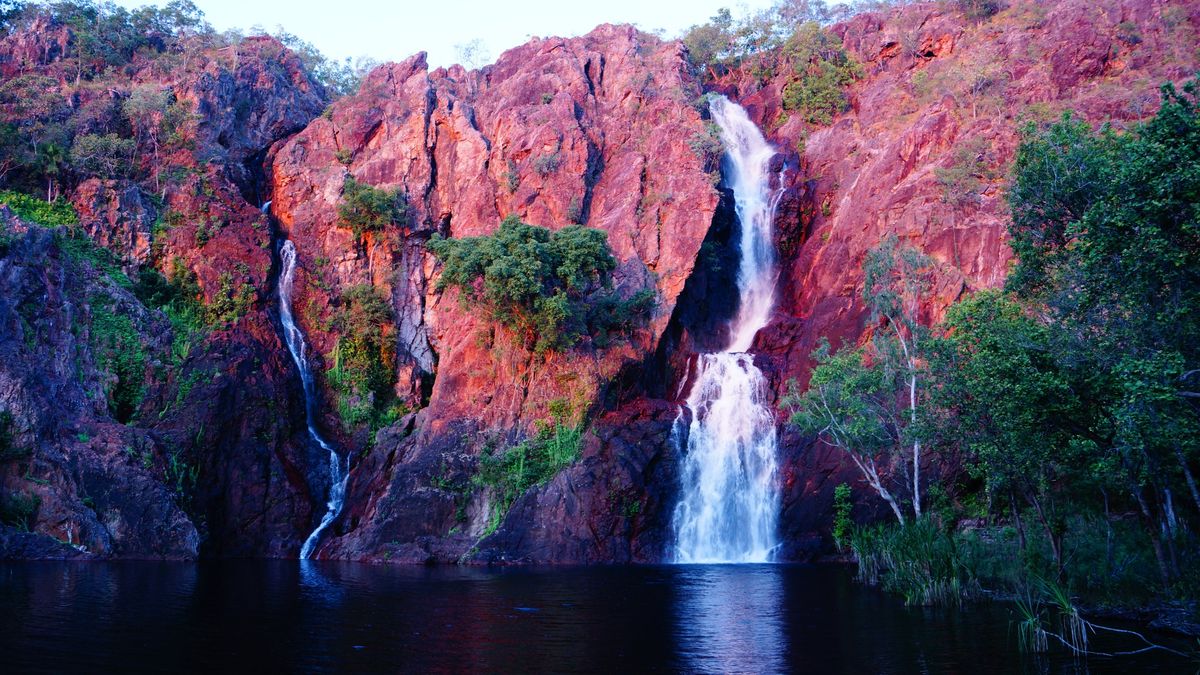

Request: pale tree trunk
left=1175, top=446, right=1200, bottom=513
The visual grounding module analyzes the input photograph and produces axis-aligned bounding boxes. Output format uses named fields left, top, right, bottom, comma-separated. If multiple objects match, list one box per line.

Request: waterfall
left=672, top=95, right=783, bottom=563
left=279, top=239, right=349, bottom=560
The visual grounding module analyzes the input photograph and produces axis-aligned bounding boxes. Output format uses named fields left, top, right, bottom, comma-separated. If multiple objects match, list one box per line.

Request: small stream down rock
left=672, top=95, right=784, bottom=564
left=279, top=239, right=349, bottom=560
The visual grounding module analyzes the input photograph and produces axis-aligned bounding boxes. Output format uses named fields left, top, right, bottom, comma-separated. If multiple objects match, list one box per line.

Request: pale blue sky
left=111, top=0, right=776, bottom=69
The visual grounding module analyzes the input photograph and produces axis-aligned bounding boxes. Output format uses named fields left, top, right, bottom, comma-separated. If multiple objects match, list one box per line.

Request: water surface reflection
left=674, top=564, right=785, bottom=673
left=0, top=561, right=1186, bottom=673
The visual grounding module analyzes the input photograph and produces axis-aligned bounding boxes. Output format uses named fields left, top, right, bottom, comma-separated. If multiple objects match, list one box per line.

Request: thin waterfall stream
left=672, top=95, right=784, bottom=563
left=278, top=239, right=349, bottom=559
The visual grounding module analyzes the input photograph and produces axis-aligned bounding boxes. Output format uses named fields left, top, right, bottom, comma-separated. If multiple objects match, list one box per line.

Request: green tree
left=70, top=133, right=136, bottom=178
left=336, top=176, right=408, bottom=241
left=429, top=215, right=650, bottom=354
left=785, top=237, right=935, bottom=524
left=931, top=290, right=1081, bottom=573
left=779, top=22, right=862, bottom=124
left=1002, top=79, right=1200, bottom=585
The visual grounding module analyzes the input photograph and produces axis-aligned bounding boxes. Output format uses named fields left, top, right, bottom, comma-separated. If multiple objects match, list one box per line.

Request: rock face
left=2, top=1, right=1197, bottom=562
left=0, top=20, right=328, bottom=558
left=268, top=24, right=722, bottom=562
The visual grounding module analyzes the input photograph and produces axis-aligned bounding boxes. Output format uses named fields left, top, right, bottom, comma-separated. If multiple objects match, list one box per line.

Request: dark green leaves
left=429, top=215, right=651, bottom=354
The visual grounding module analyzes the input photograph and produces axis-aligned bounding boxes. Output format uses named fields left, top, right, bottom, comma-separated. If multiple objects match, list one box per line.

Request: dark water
left=0, top=561, right=1187, bottom=673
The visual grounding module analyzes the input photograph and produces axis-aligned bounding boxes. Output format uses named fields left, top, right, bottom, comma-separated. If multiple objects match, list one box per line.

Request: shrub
left=428, top=215, right=653, bottom=353
left=90, top=297, right=148, bottom=422
left=336, top=176, right=408, bottom=240
left=832, top=483, right=852, bottom=551
left=779, top=23, right=863, bottom=125
left=206, top=272, right=255, bottom=325
left=133, top=262, right=207, bottom=365
left=956, top=0, right=1001, bottom=21
left=502, top=160, right=520, bottom=192
left=934, top=137, right=995, bottom=208
left=69, top=133, right=136, bottom=178
left=474, top=407, right=583, bottom=536
left=326, top=284, right=396, bottom=430
left=0, top=190, right=77, bottom=226
left=532, top=152, right=561, bottom=176
left=0, top=491, right=40, bottom=532
left=850, top=518, right=980, bottom=607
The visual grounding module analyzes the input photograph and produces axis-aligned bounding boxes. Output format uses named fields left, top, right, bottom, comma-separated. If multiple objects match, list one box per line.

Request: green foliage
left=474, top=408, right=583, bottom=536
left=429, top=215, right=652, bottom=353
left=89, top=296, right=147, bottom=422
left=0, top=410, right=24, bottom=460
left=850, top=518, right=979, bottom=607
left=69, top=133, right=135, bottom=178
left=779, top=23, right=863, bottom=125
left=933, top=137, right=994, bottom=209
left=680, top=1, right=837, bottom=72
left=206, top=272, right=255, bottom=325
left=326, top=284, right=396, bottom=431
left=0, top=491, right=39, bottom=532
left=955, top=0, right=1000, bottom=21
left=132, top=262, right=207, bottom=365
left=336, top=176, right=408, bottom=240
left=832, top=482, right=852, bottom=551
left=271, top=29, right=377, bottom=98
left=532, top=152, right=561, bottom=176
left=0, top=190, right=77, bottom=226
left=687, top=122, right=725, bottom=172
left=165, top=451, right=198, bottom=504
left=55, top=227, right=131, bottom=288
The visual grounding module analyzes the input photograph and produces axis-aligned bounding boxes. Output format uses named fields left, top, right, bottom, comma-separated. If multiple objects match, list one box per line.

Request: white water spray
left=672, top=96, right=784, bottom=563
left=279, top=240, right=349, bottom=560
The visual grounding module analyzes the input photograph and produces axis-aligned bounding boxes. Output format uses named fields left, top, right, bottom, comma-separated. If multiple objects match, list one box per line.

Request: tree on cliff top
left=428, top=216, right=653, bottom=354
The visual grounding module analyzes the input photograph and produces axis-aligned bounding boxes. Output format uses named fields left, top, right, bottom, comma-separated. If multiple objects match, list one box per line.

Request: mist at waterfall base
left=1, top=561, right=1175, bottom=674
left=278, top=240, right=348, bottom=559
left=672, top=95, right=783, bottom=563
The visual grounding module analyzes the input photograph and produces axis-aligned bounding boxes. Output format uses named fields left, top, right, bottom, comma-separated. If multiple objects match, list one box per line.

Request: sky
left=110, top=0, right=777, bottom=69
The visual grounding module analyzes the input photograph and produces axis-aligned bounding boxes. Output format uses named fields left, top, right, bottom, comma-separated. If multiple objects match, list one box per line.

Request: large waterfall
left=279, top=239, right=349, bottom=560
left=672, top=96, right=783, bottom=563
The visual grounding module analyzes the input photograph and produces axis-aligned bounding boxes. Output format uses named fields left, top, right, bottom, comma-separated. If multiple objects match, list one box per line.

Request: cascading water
left=279, top=239, right=349, bottom=560
left=672, top=95, right=784, bottom=564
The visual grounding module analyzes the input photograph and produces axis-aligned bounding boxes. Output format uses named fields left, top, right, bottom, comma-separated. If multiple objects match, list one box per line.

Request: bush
left=956, top=0, right=1001, bottom=20
left=337, top=176, right=408, bottom=240
left=69, top=133, right=136, bottom=178
left=832, top=483, right=852, bottom=551
left=780, top=23, right=862, bottom=125
left=326, top=284, right=396, bottom=430
left=90, top=297, right=148, bottom=422
left=0, top=491, right=40, bottom=532
left=206, top=272, right=255, bottom=325
left=532, top=152, right=561, bottom=176
left=0, top=190, right=77, bottom=226
left=133, top=263, right=207, bottom=365
left=474, top=408, right=583, bottom=536
left=850, top=518, right=980, bottom=607
left=428, top=215, right=653, bottom=353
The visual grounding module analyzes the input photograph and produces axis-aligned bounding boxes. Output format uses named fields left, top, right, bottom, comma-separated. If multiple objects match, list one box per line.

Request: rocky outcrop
left=0, top=21, right=329, bottom=558
left=0, top=224, right=197, bottom=558
left=268, top=24, right=723, bottom=562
